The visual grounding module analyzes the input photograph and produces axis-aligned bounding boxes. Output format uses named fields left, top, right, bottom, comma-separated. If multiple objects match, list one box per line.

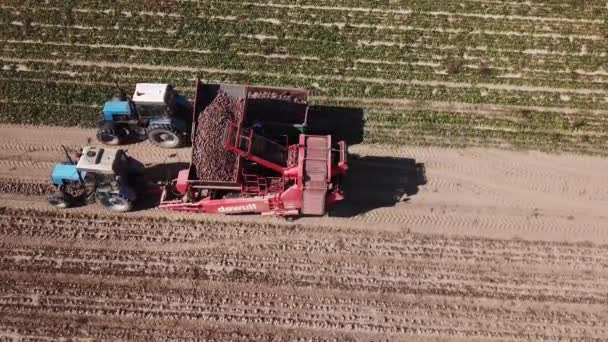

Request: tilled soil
left=0, top=179, right=52, bottom=196
left=192, top=92, right=245, bottom=182
left=0, top=206, right=607, bottom=341
left=2, top=125, right=608, bottom=340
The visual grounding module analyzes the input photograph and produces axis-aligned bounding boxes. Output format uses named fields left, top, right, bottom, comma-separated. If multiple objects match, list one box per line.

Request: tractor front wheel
left=47, top=190, right=70, bottom=209
left=97, top=122, right=127, bottom=146
left=96, top=192, right=133, bottom=212
left=147, top=124, right=183, bottom=148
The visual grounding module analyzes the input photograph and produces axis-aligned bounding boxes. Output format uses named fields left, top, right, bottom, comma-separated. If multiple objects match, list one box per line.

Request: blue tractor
left=48, top=146, right=143, bottom=212
left=97, top=83, right=191, bottom=148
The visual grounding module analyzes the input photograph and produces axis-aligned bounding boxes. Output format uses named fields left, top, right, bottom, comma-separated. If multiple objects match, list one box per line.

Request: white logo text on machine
left=217, top=204, right=258, bottom=213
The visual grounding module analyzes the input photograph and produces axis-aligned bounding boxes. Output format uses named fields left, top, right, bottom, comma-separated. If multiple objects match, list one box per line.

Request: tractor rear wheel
left=147, top=124, right=183, bottom=148
left=96, top=192, right=133, bottom=212
left=47, top=190, right=70, bottom=209
left=97, top=122, right=127, bottom=146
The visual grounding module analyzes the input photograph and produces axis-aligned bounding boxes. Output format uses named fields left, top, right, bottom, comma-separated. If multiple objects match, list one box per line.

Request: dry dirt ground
left=1, top=124, right=608, bottom=341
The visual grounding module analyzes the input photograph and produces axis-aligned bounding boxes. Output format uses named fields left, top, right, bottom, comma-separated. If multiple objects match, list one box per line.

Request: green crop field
left=0, top=0, right=607, bottom=154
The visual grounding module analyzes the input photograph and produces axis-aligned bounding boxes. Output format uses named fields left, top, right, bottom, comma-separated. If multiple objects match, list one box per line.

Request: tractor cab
left=75, top=146, right=131, bottom=179
left=97, top=83, right=191, bottom=148
left=131, top=83, right=189, bottom=119
left=48, top=146, right=139, bottom=212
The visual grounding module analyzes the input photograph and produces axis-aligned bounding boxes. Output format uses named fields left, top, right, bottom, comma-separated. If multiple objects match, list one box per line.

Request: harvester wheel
left=146, top=124, right=183, bottom=148
left=96, top=192, right=133, bottom=212
left=96, top=122, right=126, bottom=146
left=47, top=190, right=70, bottom=209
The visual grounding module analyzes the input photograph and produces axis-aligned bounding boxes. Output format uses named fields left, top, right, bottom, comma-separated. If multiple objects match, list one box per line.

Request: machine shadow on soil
left=329, top=155, right=427, bottom=217
left=133, top=161, right=190, bottom=211
left=306, top=105, right=427, bottom=218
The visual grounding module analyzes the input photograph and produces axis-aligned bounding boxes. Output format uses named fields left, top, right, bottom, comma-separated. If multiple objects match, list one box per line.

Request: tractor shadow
left=129, top=135, right=193, bottom=148
left=123, top=134, right=147, bottom=146
left=329, top=154, right=427, bottom=217
left=132, top=161, right=189, bottom=211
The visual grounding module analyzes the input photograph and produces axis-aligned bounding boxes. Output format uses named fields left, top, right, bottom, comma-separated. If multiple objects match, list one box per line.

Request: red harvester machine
left=159, top=80, right=348, bottom=217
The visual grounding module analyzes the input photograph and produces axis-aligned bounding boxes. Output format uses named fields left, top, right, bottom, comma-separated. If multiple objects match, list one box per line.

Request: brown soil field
left=1, top=124, right=608, bottom=341
left=2, top=0, right=608, bottom=339
left=1, top=206, right=607, bottom=341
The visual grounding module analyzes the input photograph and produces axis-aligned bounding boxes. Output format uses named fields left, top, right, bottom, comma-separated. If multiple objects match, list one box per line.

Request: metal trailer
left=159, top=79, right=348, bottom=217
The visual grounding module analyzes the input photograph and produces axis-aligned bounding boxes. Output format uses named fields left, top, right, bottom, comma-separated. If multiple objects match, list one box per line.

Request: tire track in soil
left=2, top=207, right=607, bottom=263
left=0, top=124, right=192, bottom=181
left=0, top=207, right=607, bottom=341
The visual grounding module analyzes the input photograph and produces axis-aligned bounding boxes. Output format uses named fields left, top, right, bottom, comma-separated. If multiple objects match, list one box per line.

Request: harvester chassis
left=158, top=80, right=348, bottom=217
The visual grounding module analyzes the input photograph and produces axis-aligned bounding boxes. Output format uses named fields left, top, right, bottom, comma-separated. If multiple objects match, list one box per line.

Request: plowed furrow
left=2, top=212, right=608, bottom=268
left=0, top=208, right=607, bottom=311
left=1, top=207, right=607, bottom=263
left=4, top=302, right=606, bottom=340
left=0, top=165, right=606, bottom=340
left=2, top=255, right=605, bottom=305
left=1, top=273, right=607, bottom=341
left=0, top=312, right=356, bottom=342
left=2, top=280, right=605, bottom=330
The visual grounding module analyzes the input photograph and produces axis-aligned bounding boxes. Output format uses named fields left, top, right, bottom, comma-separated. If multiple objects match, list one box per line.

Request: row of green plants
left=3, top=65, right=606, bottom=135
left=365, top=121, right=608, bottom=156
left=11, top=0, right=607, bottom=20
left=6, top=4, right=602, bottom=39
left=0, top=102, right=98, bottom=127
left=1, top=76, right=606, bottom=155
left=2, top=39, right=604, bottom=95
left=3, top=11, right=606, bottom=77
left=2, top=9, right=606, bottom=71
left=5, top=6, right=606, bottom=58
left=365, top=126, right=607, bottom=153
left=199, top=2, right=604, bottom=35
left=2, top=58, right=605, bottom=111
left=1, top=66, right=606, bottom=136
left=1, top=90, right=605, bottom=156
left=4, top=34, right=605, bottom=86
left=236, top=0, right=608, bottom=19
left=348, top=101, right=608, bottom=131
left=0, top=0, right=606, bottom=155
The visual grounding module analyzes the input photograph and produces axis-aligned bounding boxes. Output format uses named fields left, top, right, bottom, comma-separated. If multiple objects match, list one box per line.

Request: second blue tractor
left=97, top=83, right=191, bottom=148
